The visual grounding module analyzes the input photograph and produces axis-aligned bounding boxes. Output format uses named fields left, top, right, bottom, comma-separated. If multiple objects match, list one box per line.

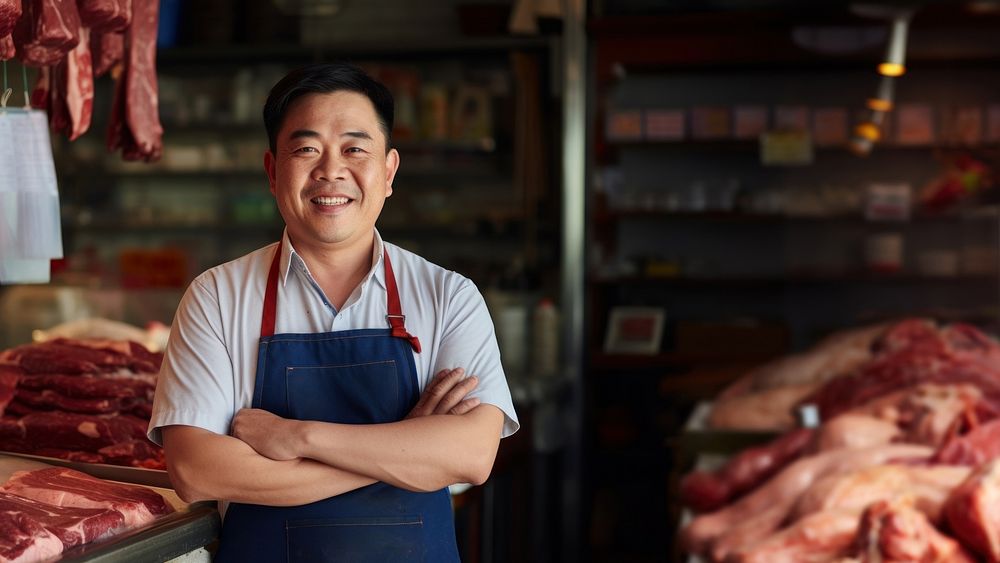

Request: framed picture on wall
left=604, top=307, right=665, bottom=355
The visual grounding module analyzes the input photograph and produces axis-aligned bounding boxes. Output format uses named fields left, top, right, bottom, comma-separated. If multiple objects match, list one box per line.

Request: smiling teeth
left=313, top=197, right=349, bottom=205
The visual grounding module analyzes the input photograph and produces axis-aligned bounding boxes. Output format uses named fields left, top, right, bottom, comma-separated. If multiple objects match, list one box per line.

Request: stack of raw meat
left=0, top=338, right=164, bottom=470
left=0, top=466, right=173, bottom=563
left=1, top=0, right=162, bottom=161
left=680, top=318, right=1000, bottom=562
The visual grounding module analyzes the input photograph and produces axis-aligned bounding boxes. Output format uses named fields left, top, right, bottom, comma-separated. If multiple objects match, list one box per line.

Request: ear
left=264, top=150, right=277, bottom=196
left=384, top=148, right=400, bottom=197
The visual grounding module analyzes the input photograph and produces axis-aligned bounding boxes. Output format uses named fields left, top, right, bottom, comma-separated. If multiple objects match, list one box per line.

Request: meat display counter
left=0, top=453, right=220, bottom=563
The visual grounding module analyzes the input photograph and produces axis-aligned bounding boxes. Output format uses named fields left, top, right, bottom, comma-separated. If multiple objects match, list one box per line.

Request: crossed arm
left=163, top=368, right=503, bottom=505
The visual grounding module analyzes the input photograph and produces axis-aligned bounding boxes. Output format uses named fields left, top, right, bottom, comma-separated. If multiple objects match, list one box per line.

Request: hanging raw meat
left=77, top=0, right=130, bottom=32
left=0, top=0, right=20, bottom=36
left=61, top=26, right=93, bottom=140
left=13, top=0, right=82, bottom=67
left=0, top=34, right=14, bottom=60
left=0, top=0, right=20, bottom=61
left=107, top=0, right=160, bottom=161
left=89, top=28, right=121, bottom=76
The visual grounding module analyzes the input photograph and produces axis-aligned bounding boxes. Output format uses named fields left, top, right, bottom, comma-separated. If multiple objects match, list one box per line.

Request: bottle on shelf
left=532, top=298, right=560, bottom=378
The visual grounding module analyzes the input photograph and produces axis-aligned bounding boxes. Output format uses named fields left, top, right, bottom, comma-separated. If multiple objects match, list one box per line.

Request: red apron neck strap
left=261, top=242, right=421, bottom=353
left=260, top=240, right=282, bottom=338
left=383, top=249, right=422, bottom=353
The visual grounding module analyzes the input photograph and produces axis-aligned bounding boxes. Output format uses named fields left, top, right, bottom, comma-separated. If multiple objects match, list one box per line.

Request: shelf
left=589, top=273, right=998, bottom=287
left=605, top=139, right=1000, bottom=153
left=594, top=209, right=1000, bottom=225
left=58, top=164, right=508, bottom=183
left=59, top=169, right=263, bottom=181
left=590, top=352, right=773, bottom=371
left=65, top=221, right=284, bottom=233
left=156, top=37, right=554, bottom=65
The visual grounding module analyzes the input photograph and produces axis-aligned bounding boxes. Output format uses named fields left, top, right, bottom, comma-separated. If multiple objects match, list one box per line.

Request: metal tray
left=0, top=450, right=171, bottom=488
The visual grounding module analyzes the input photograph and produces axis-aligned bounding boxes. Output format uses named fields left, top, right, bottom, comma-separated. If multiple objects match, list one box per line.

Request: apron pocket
left=286, top=515, right=425, bottom=563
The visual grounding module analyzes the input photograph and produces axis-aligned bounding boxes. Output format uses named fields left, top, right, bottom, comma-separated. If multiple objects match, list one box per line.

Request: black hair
left=263, top=62, right=394, bottom=153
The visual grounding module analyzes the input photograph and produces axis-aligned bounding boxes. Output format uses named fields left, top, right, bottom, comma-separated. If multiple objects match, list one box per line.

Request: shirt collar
left=278, top=228, right=386, bottom=291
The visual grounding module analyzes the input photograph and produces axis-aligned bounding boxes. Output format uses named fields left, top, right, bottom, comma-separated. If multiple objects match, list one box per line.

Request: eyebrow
left=286, top=129, right=373, bottom=141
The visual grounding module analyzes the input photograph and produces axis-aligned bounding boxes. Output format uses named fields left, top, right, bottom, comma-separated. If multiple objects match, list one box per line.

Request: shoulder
left=383, top=242, right=476, bottom=296
left=185, top=243, right=277, bottom=305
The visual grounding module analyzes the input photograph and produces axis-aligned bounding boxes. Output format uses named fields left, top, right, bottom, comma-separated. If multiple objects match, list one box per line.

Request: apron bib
left=215, top=242, right=459, bottom=563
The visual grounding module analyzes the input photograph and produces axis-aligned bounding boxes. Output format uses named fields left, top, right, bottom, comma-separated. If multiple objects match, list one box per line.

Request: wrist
left=295, top=420, right=316, bottom=459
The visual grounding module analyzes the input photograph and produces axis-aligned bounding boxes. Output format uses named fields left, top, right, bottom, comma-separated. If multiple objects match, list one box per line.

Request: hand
left=406, top=367, right=480, bottom=419
left=231, top=408, right=302, bottom=461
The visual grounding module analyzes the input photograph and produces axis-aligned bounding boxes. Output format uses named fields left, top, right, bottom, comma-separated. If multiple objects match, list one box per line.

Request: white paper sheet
left=0, top=109, right=63, bottom=283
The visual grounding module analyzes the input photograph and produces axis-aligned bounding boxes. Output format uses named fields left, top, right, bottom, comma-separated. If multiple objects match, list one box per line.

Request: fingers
left=407, top=368, right=462, bottom=418
left=433, top=374, right=478, bottom=415
left=406, top=367, right=481, bottom=418
left=448, top=397, right=481, bottom=415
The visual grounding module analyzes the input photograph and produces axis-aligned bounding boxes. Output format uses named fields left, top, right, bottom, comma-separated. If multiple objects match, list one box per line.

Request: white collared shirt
left=148, top=228, right=518, bottom=445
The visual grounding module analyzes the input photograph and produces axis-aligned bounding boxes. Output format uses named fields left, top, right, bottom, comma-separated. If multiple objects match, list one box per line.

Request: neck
left=289, top=233, right=376, bottom=310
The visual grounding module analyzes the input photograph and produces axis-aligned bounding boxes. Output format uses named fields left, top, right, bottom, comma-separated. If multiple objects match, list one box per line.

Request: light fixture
left=878, top=13, right=910, bottom=76
left=855, top=121, right=881, bottom=141
left=848, top=135, right=874, bottom=156
left=851, top=110, right=888, bottom=154
left=866, top=75, right=895, bottom=112
left=850, top=4, right=919, bottom=76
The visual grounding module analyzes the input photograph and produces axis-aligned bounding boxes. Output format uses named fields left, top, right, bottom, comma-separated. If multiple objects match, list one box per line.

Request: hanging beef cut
left=78, top=0, right=131, bottom=32
left=0, top=0, right=20, bottom=62
left=13, top=0, right=81, bottom=67
left=0, top=0, right=20, bottom=36
left=107, top=0, right=161, bottom=161
left=90, top=30, right=122, bottom=77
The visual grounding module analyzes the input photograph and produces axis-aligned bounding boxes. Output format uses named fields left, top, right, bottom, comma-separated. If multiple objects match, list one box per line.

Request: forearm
left=162, top=425, right=375, bottom=505
left=297, top=405, right=503, bottom=492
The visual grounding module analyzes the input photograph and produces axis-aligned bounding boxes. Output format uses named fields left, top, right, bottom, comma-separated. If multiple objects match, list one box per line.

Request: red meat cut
left=90, top=30, right=123, bottom=76
left=0, top=0, right=20, bottom=37
left=944, top=458, right=1000, bottom=562
left=78, top=0, right=131, bottom=31
left=1, top=468, right=173, bottom=529
left=13, top=0, right=81, bottom=67
left=0, top=491, right=124, bottom=549
left=0, top=509, right=62, bottom=563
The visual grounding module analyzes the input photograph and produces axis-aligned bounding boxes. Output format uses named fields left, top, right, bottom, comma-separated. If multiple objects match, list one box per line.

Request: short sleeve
left=433, top=280, right=519, bottom=438
left=147, top=277, right=237, bottom=445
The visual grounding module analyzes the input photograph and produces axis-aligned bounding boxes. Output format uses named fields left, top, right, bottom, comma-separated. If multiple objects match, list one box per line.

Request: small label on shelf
left=760, top=131, right=813, bottom=166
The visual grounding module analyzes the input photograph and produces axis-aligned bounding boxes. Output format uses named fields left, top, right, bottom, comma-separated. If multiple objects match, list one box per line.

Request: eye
left=293, top=146, right=318, bottom=154
left=345, top=147, right=365, bottom=154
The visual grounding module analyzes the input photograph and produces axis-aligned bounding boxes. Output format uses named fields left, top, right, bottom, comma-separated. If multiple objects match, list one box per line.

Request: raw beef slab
left=0, top=509, right=62, bottom=563
left=1, top=467, right=173, bottom=529
left=0, top=491, right=124, bottom=548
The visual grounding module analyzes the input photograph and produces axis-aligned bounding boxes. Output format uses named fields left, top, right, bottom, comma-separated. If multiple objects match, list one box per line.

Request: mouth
left=310, top=195, right=353, bottom=207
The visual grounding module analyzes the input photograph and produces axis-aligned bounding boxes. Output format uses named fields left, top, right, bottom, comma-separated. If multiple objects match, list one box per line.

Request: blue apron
left=215, top=241, right=460, bottom=563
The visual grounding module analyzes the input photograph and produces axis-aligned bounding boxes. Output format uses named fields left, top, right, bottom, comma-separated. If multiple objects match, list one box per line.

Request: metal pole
left=560, top=0, right=587, bottom=560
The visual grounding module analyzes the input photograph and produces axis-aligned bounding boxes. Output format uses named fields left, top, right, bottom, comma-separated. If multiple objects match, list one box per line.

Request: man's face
left=264, top=91, right=399, bottom=254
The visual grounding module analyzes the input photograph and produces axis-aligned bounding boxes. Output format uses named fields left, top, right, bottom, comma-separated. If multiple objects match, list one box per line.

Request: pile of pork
left=0, top=338, right=164, bottom=469
left=0, top=0, right=162, bottom=160
left=680, top=318, right=1000, bottom=562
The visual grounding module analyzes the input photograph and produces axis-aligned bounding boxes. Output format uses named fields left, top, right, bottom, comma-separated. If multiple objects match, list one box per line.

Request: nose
left=312, top=151, right=347, bottom=182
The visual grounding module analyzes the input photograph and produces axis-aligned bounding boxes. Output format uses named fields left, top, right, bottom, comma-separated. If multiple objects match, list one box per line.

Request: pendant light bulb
left=879, top=15, right=910, bottom=76
left=866, top=76, right=895, bottom=112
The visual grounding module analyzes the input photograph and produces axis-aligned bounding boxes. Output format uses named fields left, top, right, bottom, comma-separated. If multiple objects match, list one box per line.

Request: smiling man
left=147, top=63, right=519, bottom=563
